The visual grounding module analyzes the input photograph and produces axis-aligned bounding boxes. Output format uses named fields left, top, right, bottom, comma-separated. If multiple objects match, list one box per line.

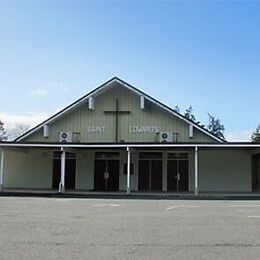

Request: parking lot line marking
left=247, top=216, right=260, bottom=218
left=166, top=205, right=199, bottom=210
left=54, top=199, right=80, bottom=202
left=91, top=204, right=120, bottom=208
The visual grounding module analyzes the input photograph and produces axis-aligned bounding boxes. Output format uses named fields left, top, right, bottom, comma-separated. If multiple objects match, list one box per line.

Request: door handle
left=104, top=172, right=109, bottom=179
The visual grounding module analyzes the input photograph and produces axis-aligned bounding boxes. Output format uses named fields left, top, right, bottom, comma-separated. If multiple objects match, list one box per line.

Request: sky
left=0, top=1, right=259, bottom=141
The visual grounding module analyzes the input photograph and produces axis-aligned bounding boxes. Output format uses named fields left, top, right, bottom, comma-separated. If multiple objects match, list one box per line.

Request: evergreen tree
left=184, top=106, right=196, bottom=122
left=207, top=113, right=225, bottom=140
left=251, top=124, right=260, bottom=143
left=0, top=120, right=7, bottom=142
left=174, top=106, right=180, bottom=113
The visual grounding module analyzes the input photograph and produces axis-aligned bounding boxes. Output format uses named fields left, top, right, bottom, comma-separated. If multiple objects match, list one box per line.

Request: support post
left=194, top=146, right=198, bottom=195
left=126, top=147, right=131, bottom=194
left=162, top=151, right=167, bottom=191
left=0, top=148, right=4, bottom=191
left=58, top=147, right=66, bottom=193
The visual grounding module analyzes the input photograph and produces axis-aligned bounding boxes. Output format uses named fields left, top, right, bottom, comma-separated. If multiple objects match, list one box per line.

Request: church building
left=0, top=77, right=260, bottom=194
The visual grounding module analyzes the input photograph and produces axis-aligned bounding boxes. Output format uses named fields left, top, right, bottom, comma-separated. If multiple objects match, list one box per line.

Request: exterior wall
left=1, top=147, right=253, bottom=192
left=3, top=148, right=53, bottom=189
left=198, top=149, right=251, bottom=192
left=118, top=149, right=195, bottom=192
left=75, top=149, right=139, bottom=191
left=76, top=150, right=94, bottom=190
left=24, top=83, right=217, bottom=143
left=76, top=148, right=253, bottom=193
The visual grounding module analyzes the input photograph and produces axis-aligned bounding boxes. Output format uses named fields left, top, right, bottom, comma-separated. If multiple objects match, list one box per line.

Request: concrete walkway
left=1, top=188, right=260, bottom=200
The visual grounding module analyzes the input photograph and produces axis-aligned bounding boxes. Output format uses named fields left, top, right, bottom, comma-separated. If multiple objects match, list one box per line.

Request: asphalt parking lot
left=0, top=197, right=259, bottom=260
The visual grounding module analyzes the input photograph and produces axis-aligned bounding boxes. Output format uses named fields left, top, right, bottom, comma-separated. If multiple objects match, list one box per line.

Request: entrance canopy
left=0, top=142, right=260, bottom=195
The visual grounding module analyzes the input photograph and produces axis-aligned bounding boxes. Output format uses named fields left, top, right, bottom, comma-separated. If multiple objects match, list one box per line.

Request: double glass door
left=138, top=152, right=162, bottom=191
left=52, top=152, right=76, bottom=190
left=167, top=153, right=189, bottom=191
left=94, top=152, right=120, bottom=191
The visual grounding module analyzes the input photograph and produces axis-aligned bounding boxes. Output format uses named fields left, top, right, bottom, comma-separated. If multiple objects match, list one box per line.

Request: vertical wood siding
left=24, top=83, right=216, bottom=143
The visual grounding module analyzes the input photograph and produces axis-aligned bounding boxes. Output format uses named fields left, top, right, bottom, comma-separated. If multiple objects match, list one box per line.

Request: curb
left=0, top=192, right=260, bottom=200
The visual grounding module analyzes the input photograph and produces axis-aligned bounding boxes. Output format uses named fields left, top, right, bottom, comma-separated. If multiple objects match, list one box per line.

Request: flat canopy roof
left=0, top=142, right=260, bottom=149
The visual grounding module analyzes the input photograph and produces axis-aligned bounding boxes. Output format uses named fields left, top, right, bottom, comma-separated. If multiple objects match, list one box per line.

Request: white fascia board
left=0, top=143, right=260, bottom=149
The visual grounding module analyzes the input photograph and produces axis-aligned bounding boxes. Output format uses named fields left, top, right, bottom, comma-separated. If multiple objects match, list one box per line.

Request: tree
left=207, top=113, right=225, bottom=139
left=184, top=106, right=196, bottom=122
left=7, top=123, right=30, bottom=141
left=174, top=105, right=180, bottom=113
left=0, top=120, right=7, bottom=142
left=251, top=124, right=260, bottom=143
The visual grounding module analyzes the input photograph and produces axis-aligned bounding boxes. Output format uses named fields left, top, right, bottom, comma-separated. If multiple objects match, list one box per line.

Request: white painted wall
left=76, top=151, right=94, bottom=190
left=198, top=149, right=251, bottom=192
left=76, top=150, right=136, bottom=191
left=1, top=147, right=253, bottom=192
left=4, top=148, right=53, bottom=189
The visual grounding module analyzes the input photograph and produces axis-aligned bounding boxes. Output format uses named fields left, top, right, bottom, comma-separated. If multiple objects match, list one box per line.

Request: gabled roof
left=16, top=77, right=225, bottom=142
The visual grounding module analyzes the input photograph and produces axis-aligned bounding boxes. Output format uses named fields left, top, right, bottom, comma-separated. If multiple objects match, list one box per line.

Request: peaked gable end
left=17, top=77, right=223, bottom=143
